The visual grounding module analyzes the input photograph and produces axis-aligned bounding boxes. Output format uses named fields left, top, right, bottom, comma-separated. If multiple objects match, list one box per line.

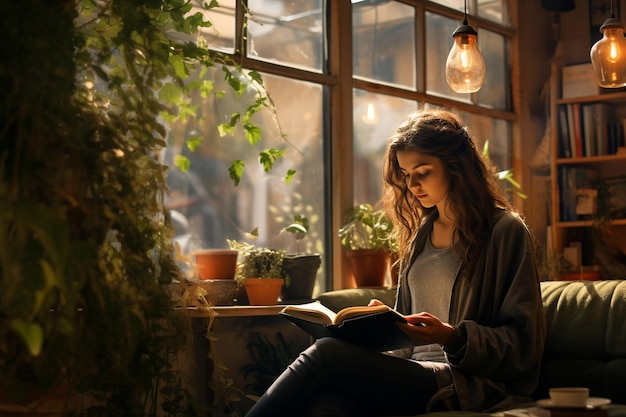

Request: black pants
left=244, top=337, right=440, bottom=417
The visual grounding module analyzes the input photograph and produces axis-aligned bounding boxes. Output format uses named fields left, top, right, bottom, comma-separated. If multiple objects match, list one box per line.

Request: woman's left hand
left=396, top=312, right=454, bottom=346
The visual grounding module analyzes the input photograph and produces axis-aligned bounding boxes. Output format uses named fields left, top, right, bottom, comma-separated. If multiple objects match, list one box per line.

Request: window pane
left=460, top=111, right=511, bottom=172
left=353, top=90, right=417, bottom=205
left=165, top=70, right=327, bottom=295
left=195, top=0, right=236, bottom=53
left=429, top=0, right=508, bottom=24
left=429, top=0, right=465, bottom=12
left=478, top=0, right=508, bottom=25
left=353, top=1, right=415, bottom=89
left=247, top=0, right=326, bottom=72
left=476, top=29, right=508, bottom=110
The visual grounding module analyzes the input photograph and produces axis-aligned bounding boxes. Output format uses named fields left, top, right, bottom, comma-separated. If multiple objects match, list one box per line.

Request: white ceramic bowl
left=549, top=387, right=589, bottom=407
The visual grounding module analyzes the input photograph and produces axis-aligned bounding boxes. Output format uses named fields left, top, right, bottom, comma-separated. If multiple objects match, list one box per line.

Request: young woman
left=244, top=109, right=545, bottom=417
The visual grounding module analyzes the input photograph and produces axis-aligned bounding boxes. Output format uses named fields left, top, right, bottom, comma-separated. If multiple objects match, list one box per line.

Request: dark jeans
left=244, top=337, right=440, bottom=417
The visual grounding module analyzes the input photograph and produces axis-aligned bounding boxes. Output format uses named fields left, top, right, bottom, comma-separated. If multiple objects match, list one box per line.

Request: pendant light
left=445, top=0, right=486, bottom=93
left=590, top=0, right=626, bottom=88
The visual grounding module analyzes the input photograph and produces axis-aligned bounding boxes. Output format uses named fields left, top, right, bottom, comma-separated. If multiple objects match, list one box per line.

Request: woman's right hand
left=397, top=312, right=454, bottom=346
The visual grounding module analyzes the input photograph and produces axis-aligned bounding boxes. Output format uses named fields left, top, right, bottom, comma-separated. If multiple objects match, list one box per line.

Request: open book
left=280, top=302, right=417, bottom=351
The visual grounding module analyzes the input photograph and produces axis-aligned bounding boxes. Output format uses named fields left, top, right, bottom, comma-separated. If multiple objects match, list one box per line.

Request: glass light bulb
left=445, top=33, right=486, bottom=93
left=590, top=24, right=626, bottom=88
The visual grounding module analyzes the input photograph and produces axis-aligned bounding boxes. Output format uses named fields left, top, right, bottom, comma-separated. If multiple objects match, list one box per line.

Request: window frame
left=201, top=0, right=520, bottom=290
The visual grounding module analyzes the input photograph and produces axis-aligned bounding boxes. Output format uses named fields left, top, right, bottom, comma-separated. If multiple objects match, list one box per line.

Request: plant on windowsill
left=279, top=215, right=322, bottom=301
left=228, top=239, right=290, bottom=306
left=338, top=203, right=398, bottom=288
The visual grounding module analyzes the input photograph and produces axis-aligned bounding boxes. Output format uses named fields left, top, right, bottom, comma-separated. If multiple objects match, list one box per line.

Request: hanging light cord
left=463, top=0, right=468, bottom=25
left=610, top=0, right=615, bottom=18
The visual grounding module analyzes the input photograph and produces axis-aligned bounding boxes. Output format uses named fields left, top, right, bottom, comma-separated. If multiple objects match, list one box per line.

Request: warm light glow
left=590, top=16, right=626, bottom=88
left=445, top=32, right=486, bottom=93
left=362, top=100, right=378, bottom=124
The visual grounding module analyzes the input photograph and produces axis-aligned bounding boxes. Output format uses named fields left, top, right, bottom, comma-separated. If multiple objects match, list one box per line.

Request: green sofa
left=316, top=280, right=626, bottom=417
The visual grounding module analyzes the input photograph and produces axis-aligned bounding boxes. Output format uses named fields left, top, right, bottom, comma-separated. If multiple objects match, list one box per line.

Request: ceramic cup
left=549, top=387, right=589, bottom=407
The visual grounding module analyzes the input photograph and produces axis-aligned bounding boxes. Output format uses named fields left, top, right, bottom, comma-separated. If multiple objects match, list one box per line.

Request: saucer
left=536, top=397, right=611, bottom=410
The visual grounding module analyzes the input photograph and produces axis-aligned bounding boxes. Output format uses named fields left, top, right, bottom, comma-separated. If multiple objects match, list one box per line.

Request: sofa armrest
left=316, top=288, right=396, bottom=312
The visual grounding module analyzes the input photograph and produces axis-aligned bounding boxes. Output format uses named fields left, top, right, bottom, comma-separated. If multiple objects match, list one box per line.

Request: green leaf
left=175, top=155, right=191, bottom=172
left=169, top=54, right=187, bottom=79
left=200, top=79, right=214, bottom=98
left=218, top=123, right=234, bottom=136
left=244, top=123, right=262, bottom=144
left=10, top=319, right=44, bottom=357
left=186, top=134, right=204, bottom=152
left=259, top=148, right=285, bottom=172
left=285, top=169, right=296, bottom=185
left=229, top=160, right=245, bottom=186
left=158, top=82, right=181, bottom=103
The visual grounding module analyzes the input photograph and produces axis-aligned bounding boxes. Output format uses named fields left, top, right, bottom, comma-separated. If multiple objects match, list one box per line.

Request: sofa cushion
left=316, top=287, right=396, bottom=312
left=535, top=280, right=626, bottom=404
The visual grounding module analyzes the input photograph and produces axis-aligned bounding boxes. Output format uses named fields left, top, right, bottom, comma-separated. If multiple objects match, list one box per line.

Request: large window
left=166, top=0, right=516, bottom=295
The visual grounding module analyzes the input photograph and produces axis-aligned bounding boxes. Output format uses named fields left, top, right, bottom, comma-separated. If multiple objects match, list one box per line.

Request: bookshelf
left=549, top=61, right=626, bottom=277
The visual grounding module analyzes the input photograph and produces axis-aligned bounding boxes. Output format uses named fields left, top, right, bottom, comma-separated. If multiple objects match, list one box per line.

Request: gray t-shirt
left=407, top=236, right=460, bottom=362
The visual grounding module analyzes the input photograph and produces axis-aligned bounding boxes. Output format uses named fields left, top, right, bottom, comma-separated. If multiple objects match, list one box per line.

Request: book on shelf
left=559, top=166, right=600, bottom=221
left=558, top=105, right=571, bottom=158
left=572, top=103, right=584, bottom=157
left=601, top=175, right=626, bottom=219
left=561, top=62, right=601, bottom=99
left=566, top=104, right=581, bottom=157
left=557, top=102, right=613, bottom=158
left=607, top=122, right=624, bottom=155
left=593, top=103, right=611, bottom=156
left=280, top=302, right=417, bottom=351
left=582, top=104, right=594, bottom=157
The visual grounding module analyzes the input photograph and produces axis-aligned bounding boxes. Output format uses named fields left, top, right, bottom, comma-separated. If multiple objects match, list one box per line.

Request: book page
left=280, top=301, right=337, bottom=325
left=334, top=304, right=394, bottom=324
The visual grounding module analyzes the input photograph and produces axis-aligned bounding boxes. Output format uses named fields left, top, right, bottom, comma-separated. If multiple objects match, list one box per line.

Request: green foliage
left=482, top=141, right=527, bottom=199
left=338, top=204, right=398, bottom=251
left=228, top=241, right=290, bottom=285
left=240, top=332, right=298, bottom=396
left=160, top=17, right=291, bottom=186
left=283, top=215, right=310, bottom=253
left=0, top=0, right=286, bottom=415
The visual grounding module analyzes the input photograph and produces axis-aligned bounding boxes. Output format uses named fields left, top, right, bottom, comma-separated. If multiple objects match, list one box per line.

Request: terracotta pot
left=345, top=249, right=390, bottom=288
left=193, top=249, right=238, bottom=280
left=280, top=254, right=321, bottom=301
left=243, top=278, right=285, bottom=305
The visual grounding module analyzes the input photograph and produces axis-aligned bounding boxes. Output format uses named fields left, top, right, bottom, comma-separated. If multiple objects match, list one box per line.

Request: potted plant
left=338, top=204, right=398, bottom=288
left=280, top=215, right=322, bottom=301
left=228, top=240, right=290, bottom=306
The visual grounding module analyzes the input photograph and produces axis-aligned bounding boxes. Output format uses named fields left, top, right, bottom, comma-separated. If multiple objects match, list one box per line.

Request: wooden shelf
left=554, top=218, right=626, bottom=228
left=549, top=60, right=626, bottom=269
left=556, top=91, right=626, bottom=105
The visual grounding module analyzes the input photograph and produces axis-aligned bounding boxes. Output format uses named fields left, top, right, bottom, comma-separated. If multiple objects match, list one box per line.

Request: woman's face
left=396, top=150, right=450, bottom=210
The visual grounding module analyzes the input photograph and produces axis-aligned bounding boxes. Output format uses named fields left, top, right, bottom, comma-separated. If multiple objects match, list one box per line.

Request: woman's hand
left=396, top=312, right=454, bottom=346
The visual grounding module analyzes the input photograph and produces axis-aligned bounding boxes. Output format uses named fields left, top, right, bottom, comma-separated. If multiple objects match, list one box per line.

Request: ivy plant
left=0, top=0, right=288, bottom=415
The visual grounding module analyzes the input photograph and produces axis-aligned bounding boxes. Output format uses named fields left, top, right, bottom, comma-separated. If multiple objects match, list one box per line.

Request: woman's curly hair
left=382, top=109, right=513, bottom=280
